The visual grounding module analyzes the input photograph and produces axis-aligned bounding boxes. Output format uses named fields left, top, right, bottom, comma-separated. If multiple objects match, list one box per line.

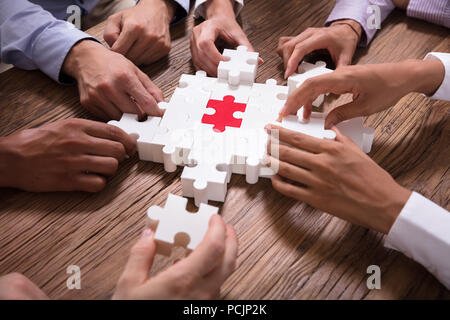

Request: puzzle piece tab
left=147, top=193, right=218, bottom=255
left=201, top=95, right=247, bottom=132
left=218, top=46, right=259, bottom=86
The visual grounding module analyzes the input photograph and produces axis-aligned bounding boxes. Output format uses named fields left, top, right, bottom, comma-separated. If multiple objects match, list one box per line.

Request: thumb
left=104, top=14, right=122, bottom=48
left=121, top=228, right=157, bottom=285
left=336, top=53, right=352, bottom=67
left=325, top=100, right=364, bottom=129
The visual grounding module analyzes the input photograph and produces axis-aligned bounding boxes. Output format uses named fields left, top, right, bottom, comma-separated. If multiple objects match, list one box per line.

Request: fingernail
left=264, top=125, right=271, bottom=134
left=141, top=228, right=153, bottom=238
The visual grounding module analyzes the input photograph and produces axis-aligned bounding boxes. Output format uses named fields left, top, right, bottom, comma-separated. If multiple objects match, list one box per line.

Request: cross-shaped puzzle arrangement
left=109, top=46, right=375, bottom=255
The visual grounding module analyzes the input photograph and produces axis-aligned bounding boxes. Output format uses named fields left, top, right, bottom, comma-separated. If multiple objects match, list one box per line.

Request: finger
left=202, top=224, right=238, bottom=291
left=72, top=173, right=106, bottom=192
left=172, top=214, right=227, bottom=278
left=325, top=100, right=364, bottom=129
left=83, top=102, right=110, bottom=121
left=126, top=36, right=159, bottom=65
left=336, top=52, right=353, bottom=67
left=266, top=124, right=325, bottom=154
left=135, top=69, right=165, bottom=104
left=75, top=155, right=119, bottom=176
left=270, top=143, right=316, bottom=169
left=104, top=14, right=122, bottom=48
left=234, top=32, right=254, bottom=52
left=268, top=156, right=318, bottom=187
left=271, top=174, right=311, bottom=202
left=111, top=23, right=138, bottom=56
left=95, top=92, right=124, bottom=121
left=285, top=35, right=327, bottom=78
left=279, top=73, right=345, bottom=118
left=84, top=121, right=137, bottom=156
left=120, top=228, right=156, bottom=286
left=277, top=36, right=293, bottom=50
left=106, top=84, right=145, bottom=118
left=126, top=74, right=162, bottom=117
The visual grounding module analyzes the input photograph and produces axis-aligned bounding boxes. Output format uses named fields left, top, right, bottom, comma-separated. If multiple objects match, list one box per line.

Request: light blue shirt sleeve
left=0, top=0, right=96, bottom=83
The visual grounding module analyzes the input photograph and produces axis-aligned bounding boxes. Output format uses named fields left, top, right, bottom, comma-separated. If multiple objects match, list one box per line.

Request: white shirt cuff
left=424, top=52, right=450, bottom=101
left=385, top=192, right=450, bottom=289
left=194, top=0, right=244, bottom=19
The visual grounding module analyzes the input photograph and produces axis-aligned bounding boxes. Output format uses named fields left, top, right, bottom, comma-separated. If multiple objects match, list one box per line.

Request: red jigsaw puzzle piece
left=201, top=95, right=247, bottom=132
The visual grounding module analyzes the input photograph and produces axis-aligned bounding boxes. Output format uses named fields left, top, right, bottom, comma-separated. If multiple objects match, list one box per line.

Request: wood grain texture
left=0, top=0, right=449, bottom=299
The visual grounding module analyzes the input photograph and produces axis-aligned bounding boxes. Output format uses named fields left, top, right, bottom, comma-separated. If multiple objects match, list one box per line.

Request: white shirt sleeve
left=194, top=0, right=244, bottom=19
left=424, top=52, right=450, bottom=101
left=385, top=192, right=450, bottom=289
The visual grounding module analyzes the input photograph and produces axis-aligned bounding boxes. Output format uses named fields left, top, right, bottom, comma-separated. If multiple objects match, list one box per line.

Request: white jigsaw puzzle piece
left=218, top=45, right=259, bottom=86
left=288, top=61, right=333, bottom=107
left=108, top=113, right=166, bottom=162
left=210, top=79, right=253, bottom=103
left=147, top=193, right=218, bottom=255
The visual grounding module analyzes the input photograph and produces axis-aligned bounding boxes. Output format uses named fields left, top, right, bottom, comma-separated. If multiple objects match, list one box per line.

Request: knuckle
left=170, top=272, right=195, bottom=294
left=198, top=39, right=210, bottom=51
left=7, top=273, right=30, bottom=290
left=114, top=70, right=129, bottom=82
left=107, top=158, right=119, bottom=174
left=111, top=142, right=126, bottom=158
left=90, top=177, right=106, bottom=192
left=209, top=238, right=225, bottom=258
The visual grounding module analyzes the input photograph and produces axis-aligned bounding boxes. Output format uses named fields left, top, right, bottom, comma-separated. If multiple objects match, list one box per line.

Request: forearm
left=404, top=59, right=446, bottom=96
left=0, top=0, right=95, bottom=83
left=194, top=0, right=243, bottom=19
left=205, top=0, right=236, bottom=19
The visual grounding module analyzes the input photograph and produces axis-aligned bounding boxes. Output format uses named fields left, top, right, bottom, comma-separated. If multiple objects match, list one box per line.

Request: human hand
left=266, top=124, right=411, bottom=234
left=112, top=214, right=238, bottom=299
left=0, top=118, right=136, bottom=192
left=104, top=0, right=174, bottom=66
left=63, top=40, right=164, bottom=121
left=190, top=0, right=257, bottom=76
left=279, top=59, right=445, bottom=126
left=277, top=19, right=362, bottom=78
left=0, top=273, right=49, bottom=300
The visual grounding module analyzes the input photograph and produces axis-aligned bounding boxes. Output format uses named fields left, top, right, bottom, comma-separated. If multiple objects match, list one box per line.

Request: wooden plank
left=0, top=0, right=448, bottom=299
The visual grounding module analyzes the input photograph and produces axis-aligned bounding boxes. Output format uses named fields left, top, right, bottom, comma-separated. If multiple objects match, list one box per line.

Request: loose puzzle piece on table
left=147, top=194, right=217, bottom=255
left=109, top=47, right=375, bottom=207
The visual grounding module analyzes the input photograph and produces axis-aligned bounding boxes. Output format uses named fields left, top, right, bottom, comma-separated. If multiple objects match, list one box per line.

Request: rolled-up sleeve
left=194, top=0, right=244, bottom=19
left=385, top=192, right=450, bottom=289
left=0, top=0, right=96, bottom=83
left=407, top=0, right=450, bottom=28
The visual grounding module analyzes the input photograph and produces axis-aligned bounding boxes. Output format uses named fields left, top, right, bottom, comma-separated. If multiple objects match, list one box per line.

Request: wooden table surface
left=0, top=0, right=449, bottom=300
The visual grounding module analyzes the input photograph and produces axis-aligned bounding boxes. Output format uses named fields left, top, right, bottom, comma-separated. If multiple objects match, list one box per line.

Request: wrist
left=331, top=19, right=362, bottom=40
left=381, top=187, right=412, bottom=234
left=205, top=0, right=236, bottom=19
left=62, top=40, right=104, bottom=80
left=404, top=59, right=445, bottom=96
left=0, top=136, right=17, bottom=188
left=139, top=0, right=175, bottom=23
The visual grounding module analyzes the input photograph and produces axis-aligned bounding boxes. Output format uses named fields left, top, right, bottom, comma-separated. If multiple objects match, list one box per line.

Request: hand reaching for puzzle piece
left=112, top=215, right=238, bottom=300
left=279, top=59, right=446, bottom=126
